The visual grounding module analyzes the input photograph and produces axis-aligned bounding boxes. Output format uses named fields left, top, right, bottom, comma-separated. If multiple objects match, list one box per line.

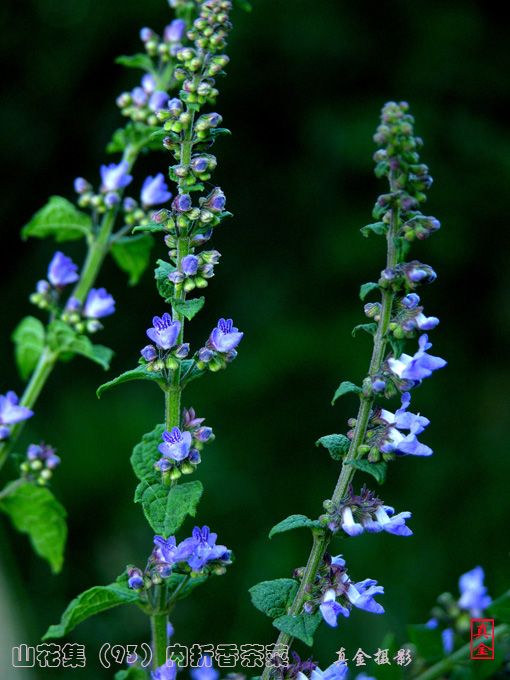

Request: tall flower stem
left=260, top=177, right=400, bottom=679
left=151, top=582, right=169, bottom=670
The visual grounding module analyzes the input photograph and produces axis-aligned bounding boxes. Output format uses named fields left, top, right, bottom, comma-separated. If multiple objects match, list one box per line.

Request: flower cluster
left=19, top=442, right=60, bottom=485
left=141, top=313, right=189, bottom=374
left=0, top=391, right=33, bottom=441
left=196, top=318, right=244, bottom=371
left=168, top=251, right=219, bottom=292
left=320, top=484, right=412, bottom=537
left=155, top=407, right=213, bottom=480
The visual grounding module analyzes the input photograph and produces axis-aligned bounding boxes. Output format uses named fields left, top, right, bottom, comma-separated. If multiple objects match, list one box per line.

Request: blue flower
left=458, top=566, right=492, bottom=617
left=100, top=161, right=133, bottom=191
left=47, top=251, right=79, bottom=288
left=208, top=318, right=243, bottom=352
left=177, top=526, right=230, bottom=572
left=158, top=427, right=192, bottom=462
left=181, top=255, right=199, bottom=276
left=146, top=313, right=181, bottom=350
left=190, top=655, right=219, bottom=680
left=151, top=661, right=177, bottom=680
left=141, top=174, right=172, bottom=208
left=149, top=91, right=170, bottom=112
left=379, top=393, right=433, bottom=457
left=83, top=288, right=116, bottom=318
left=341, top=504, right=412, bottom=537
left=164, top=18, right=186, bottom=43
left=0, top=392, right=34, bottom=440
left=388, top=334, right=446, bottom=383
left=346, top=578, right=385, bottom=614
left=319, top=588, right=349, bottom=626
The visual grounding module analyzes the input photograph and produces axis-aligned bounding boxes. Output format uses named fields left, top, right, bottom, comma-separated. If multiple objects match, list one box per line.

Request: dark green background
left=1, top=0, right=509, bottom=678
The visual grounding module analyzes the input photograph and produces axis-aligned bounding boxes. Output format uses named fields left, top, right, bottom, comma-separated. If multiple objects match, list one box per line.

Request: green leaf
left=68, top=338, right=114, bottom=370
left=387, top=335, right=406, bottom=360
left=22, top=196, right=93, bottom=242
left=352, top=322, right=378, bottom=337
left=46, top=321, right=114, bottom=369
left=487, top=589, right=510, bottom=623
left=115, top=54, right=154, bottom=71
left=249, top=579, right=298, bottom=618
left=0, top=481, right=67, bottom=573
left=96, top=365, right=164, bottom=398
left=11, top=316, right=46, bottom=380
left=393, top=236, right=411, bottom=262
left=406, top=624, right=444, bottom=660
left=132, top=221, right=169, bottom=235
left=331, top=381, right=363, bottom=405
left=346, top=459, right=387, bottom=485
left=155, top=259, right=175, bottom=299
left=107, top=122, right=161, bottom=154
left=316, top=434, right=350, bottom=461
left=111, top=234, right=154, bottom=286
left=360, top=221, right=388, bottom=237
left=131, top=424, right=165, bottom=487
left=170, top=297, right=205, bottom=321
left=359, top=282, right=380, bottom=301
left=134, top=480, right=203, bottom=537
left=272, top=611, right=323, bottom=646
left=42, top=580, right=144, bottom=640
left=269, top=514, right=322, bottom=539
left=473, top=643, right=505, bottom=680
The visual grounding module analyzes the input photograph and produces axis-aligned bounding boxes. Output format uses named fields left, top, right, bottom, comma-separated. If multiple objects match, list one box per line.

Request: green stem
left=260, top=176, right=401, bottom=679
left=0, top=477, right=25, bottom=501
left=0, top=345, right=57, bottom=472
left=151, top=583, right=169, bottom=670
left=411, top=624, right=510, bottom=680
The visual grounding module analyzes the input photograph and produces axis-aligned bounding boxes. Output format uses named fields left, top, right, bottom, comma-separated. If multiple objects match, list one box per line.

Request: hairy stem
left=151, top=583, right=169, bottom=670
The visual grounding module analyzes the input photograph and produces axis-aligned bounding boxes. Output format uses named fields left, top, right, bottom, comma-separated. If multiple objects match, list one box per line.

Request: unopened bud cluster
left=20, top=442, right=60, bottom=485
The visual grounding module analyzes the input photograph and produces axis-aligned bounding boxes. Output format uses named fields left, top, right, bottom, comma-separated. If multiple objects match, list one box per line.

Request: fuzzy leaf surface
left=316, top=434, right=350, bottom=460
left=131, top=424, right=165, bottom=487
left=155, top=259, right=175, bottom=299
left=272, top=611, right=323, bottom=647
left=346, top=459, right=387, bottom=485
left=111, top=234, right=154, bottom=285
left=269, top=514, right=322, bottom=539
left=42, top=581, right=144, bottom=640
left=22, top=196, right=92, bottom=242
left=11, top=316, right=46, bottom=380
left=134, top=480, right=203, bottom=537
left=331, top=381, right=363, bottom=405
left=360, top=221, right=388, bottom=237
left=249, top=579, right=298, bottom=619
left=0, top=481, right=67, bottom=573
left=97, top=365, right=163, bottom=398
left=352, top=322, right=378, bottom=337
left=170, top=297, right=205, bottom=321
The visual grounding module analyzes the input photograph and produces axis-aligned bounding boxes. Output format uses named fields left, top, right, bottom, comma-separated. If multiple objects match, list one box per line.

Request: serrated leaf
left=115, top=54, right=154, bottom=71
left=69, top=338, right=114, bottom=370
left=272, top=611, right=323, bottom=647
left=11, top=316, right=46, bottom=380
left=96, top=365, right=164, bottom=398
left=22, top=196, right=93, bottom=242
left=111, top=234, right=154, bottom=286
left=406, top=624, right=444, bottom=660
left=269, top=514, right=322, bottom=539
left=0, top=481, right=67, bottom=573
left=132, top=221, right=169, bottom=234
left=360, top=221, right=388, bottom=237
left=170, top=297, right=205, bottom=321
left=487, top=590, right=510, bottom=623
left=345, top=459, right=387, bottom=485
left=249, top=579, right=298, bottom=618
left=155, top=259, right=175, bottom=299
left=131, top=424, right=165, bottom=487
left=42, top=580, right=144, bottom=640
left=135, top=480, right=203, bottom=537
left=316, top=434, right=350, bottom=461
left=359, top=282, right=380, bottom=301
left=331, top=381, right=363, bottom=405
left=352, top=323, right=378, bottom=337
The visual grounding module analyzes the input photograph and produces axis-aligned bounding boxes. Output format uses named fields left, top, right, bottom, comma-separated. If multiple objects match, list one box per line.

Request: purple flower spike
left=181, top=255, right=199, bottom=276
left=100, top=161, right=133, bottom=192
left=141, top=174, right=172, bottom=208
left=159, top=427, right=192, bottom=462
left=83, top=288, right=116, bottom=318
left=458, top=566, right=492, bottom=617
left=209, top=318, right=243, bottom=352
left=47, top=251, right=79, bottom=288
left=146, top=313, right=181, bottom=350
left=0, top=392, right=34, bottom=432
left=388, top=334, right=447, bottom=382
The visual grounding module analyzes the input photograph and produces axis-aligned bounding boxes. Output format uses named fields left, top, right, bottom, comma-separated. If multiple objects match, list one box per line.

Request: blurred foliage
left=1, top=0, right=510, bottom=677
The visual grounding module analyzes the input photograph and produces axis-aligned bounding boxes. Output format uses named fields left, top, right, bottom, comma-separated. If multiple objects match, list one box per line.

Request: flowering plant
left=1, top=1, right=510, bottom=680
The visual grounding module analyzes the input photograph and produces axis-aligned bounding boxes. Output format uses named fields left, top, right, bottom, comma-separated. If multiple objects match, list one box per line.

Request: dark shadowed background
left=1, top=0, right=509, bottom=678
